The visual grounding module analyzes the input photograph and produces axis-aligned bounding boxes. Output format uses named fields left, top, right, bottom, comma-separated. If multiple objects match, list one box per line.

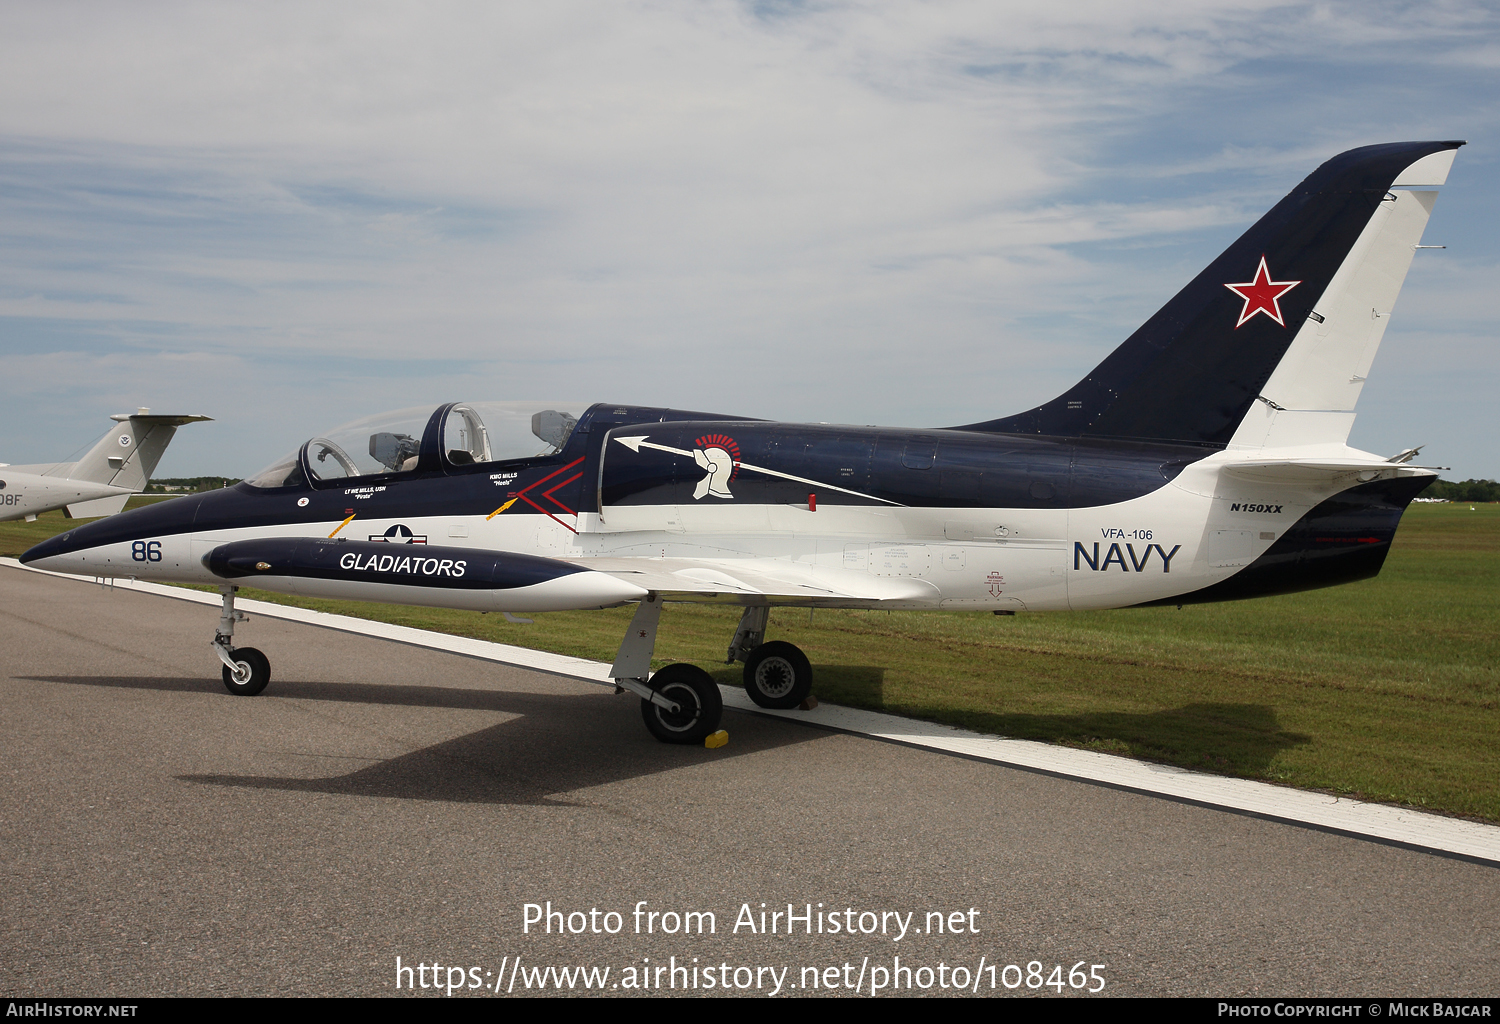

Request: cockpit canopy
left=244, top=401, right=586, bottom=489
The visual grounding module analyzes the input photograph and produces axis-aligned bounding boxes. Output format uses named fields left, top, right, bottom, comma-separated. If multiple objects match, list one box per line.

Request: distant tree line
left=144, top=477, right=240, bottom=493
left=1422, top=478, right=1500, bottom=502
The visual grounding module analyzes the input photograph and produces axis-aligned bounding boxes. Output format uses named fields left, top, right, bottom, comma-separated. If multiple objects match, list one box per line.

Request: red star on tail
left=1225, top=256, right=1301, bottom=328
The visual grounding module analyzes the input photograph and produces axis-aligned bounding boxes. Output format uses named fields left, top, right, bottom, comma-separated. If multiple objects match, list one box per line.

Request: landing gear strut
left=210, top=585, right=270, bottom=696
left=727, top=606, right=814, bottom=709
left=611, top=593, right=724, bottom=744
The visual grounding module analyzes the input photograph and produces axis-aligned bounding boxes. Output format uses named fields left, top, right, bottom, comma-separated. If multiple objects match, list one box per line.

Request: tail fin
left=68, top=411, right=212, bottom=489
left=960, top=141, right=1463, bottom=448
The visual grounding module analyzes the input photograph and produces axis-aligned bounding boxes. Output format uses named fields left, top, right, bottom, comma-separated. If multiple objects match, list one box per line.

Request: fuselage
left=0, top=468, right=134, bottom=523
left=21, top=401, right=1429, bottom=613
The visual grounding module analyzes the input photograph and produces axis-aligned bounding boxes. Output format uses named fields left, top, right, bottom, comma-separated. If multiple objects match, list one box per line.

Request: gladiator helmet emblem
left=692, top=434, right=740, bottom=500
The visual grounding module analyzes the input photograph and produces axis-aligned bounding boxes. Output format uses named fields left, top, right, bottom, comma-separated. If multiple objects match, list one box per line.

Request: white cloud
left=1, top=1, right=1497, bottom=477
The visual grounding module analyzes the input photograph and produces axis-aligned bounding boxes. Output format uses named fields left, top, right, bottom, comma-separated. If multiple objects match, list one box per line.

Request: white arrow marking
left=612, top=435, right=902, bottom=506
left=734, top=459, right=902, bottom=505
left=612, top=435, right=694, bottom=458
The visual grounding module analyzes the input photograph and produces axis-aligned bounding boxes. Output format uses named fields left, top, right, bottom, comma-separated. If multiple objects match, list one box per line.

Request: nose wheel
left=221, top=647, right=271, bottom=696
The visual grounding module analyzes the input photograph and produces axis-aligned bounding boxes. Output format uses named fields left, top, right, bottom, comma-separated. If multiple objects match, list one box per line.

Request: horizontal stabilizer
left=64, top=494, right=131, bottom=519
left=1219, top=459, right=1437, bottom=485
left=108, top=413, right=213, bottom=426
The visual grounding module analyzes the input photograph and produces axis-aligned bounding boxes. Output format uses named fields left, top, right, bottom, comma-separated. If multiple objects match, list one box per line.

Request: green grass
left=5, top=500, right=1497, bottom=821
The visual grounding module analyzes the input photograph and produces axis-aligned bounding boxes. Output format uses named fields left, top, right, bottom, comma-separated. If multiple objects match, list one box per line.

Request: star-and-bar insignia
left=1224, top=255, right=1301, bottom=329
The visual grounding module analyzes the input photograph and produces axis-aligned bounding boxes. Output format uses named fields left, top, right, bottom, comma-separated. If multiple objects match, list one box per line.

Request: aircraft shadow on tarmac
left=725, top=662, right=1312, bottom=778
left=26, top=667, right=1311, bottom=798
left=22, top=673, right=825, bottom=805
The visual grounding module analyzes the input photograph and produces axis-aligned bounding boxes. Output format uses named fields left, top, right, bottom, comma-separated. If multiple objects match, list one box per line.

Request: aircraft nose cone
left=20, top=490, right=206, bottom=569
left=20, top=531, right=76, bottom=565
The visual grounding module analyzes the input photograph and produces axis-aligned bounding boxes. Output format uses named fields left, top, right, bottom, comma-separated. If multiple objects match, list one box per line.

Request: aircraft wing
left=568, top=556, right=939, bottom=603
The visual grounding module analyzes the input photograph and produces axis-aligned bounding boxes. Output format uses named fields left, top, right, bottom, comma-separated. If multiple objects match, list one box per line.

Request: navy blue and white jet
left=22, top=141, right=1463, bottom=744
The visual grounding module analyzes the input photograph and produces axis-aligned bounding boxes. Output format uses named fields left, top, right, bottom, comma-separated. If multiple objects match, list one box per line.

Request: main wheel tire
left=221, top=647, right=270, bottom=697
left=640, top=663, right=723, bottom=744
left=742, top=640, right=812, bottom=709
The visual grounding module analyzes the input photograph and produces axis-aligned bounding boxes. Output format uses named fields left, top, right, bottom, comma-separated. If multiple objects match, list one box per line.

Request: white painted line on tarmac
left=8, top=557, right=1498, bottom=864
left=723, top=692, right=1500, bottom=864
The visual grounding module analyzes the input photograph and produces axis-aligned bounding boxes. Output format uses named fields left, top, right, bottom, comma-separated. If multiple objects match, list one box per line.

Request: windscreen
left=243, top=450, right=307, bottom=489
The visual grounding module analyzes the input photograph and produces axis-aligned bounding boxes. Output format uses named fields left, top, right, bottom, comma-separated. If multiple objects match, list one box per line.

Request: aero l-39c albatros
left=23, top=141, right=1464, bottom=745
left=2, top=410, right=210, bottom=523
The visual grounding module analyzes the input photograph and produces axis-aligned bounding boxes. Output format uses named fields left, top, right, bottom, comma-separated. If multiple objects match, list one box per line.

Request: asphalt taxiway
left=2, top=563, right=1496, bottom=997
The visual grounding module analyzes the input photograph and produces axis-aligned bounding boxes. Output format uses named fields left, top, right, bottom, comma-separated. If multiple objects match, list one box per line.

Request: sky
left=1, top=0, right=1496, bottom=480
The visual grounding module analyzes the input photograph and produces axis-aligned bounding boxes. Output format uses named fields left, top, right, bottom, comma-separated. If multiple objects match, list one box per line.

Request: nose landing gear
left=210, top=585, right=271, bottom=696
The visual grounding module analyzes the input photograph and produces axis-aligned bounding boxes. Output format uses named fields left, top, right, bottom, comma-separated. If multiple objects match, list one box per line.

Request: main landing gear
left=726, top=606, right=813, bottom=710
left=610, top=593, right=724, bottom=744
left=205, top=587, right=807, bottom=745
left=210, top=585, right=270, bottom=696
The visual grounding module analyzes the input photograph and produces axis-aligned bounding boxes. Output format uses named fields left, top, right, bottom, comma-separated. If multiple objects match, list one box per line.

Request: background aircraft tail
left=67, top=411, right=209, bottom=491
left=959, top=141, right=1463, bottom=450
left=13, top=410, right=214, bottom=518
